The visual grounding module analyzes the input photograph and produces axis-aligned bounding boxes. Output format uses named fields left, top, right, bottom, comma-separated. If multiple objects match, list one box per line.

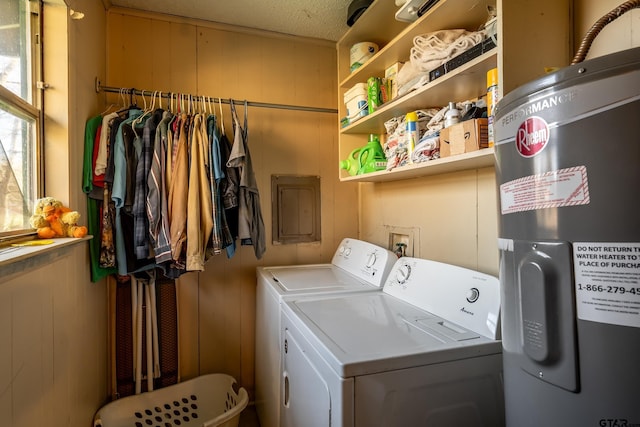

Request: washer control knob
left=338, top=245, right=346, bottom=256
left=344, top=247, right=352, bottom=257
left=396, top=264, right=411, bottom=284
left=466, top=287, right=480, bottom=303
left=366, top=252, right=377, bottom=268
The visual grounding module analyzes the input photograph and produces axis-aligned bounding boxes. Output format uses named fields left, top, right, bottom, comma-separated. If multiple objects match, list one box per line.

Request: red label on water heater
left=516, top=116, right=549, bottom=157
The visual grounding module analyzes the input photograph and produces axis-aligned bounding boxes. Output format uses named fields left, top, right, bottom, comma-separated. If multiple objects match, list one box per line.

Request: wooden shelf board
left=340, top=50, right=497, bottom=135
left=339, top=0, right=495, bottom=87
left=339, top=148, right=495, bottom=182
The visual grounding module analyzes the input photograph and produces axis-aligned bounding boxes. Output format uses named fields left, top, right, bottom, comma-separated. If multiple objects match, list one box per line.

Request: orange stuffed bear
left=29, top=197, right=88, bottom=239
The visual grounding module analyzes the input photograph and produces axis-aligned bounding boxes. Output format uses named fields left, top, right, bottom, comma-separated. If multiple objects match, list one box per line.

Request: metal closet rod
left=96, top=82, right=338, bottom=114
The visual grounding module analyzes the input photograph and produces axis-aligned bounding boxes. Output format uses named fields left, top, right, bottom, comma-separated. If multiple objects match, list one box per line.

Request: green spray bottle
left=358, top=134, right=387, bottom=174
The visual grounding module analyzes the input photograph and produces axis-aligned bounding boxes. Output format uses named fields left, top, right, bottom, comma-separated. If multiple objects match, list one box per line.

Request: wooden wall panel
left=106, top=9, right=356, bottom=399
left=0, top=243, right=107, bottom=427
left=0, top=1, right=112, bottom=426
left=358, top=169, right=496, bottom=275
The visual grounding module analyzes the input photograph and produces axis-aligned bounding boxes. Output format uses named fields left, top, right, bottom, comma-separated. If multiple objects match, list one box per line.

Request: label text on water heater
left=516, top=116, right=549, bottom=157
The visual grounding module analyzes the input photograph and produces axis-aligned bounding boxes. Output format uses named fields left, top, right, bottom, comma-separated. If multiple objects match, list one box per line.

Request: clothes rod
left=96, top=80, right=338, bottom=114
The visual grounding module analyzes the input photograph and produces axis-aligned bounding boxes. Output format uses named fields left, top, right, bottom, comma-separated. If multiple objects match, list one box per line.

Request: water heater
left=494, top=46, right=640, bottom=426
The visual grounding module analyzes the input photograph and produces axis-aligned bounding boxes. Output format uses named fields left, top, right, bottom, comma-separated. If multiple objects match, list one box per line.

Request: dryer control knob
left=396, top=264, right=411, bottom=284
left=338, top=245, right=346, bottom=256
left=466, top=287, right=480, bottom=303
left=344, top=247, right=352, bottom=257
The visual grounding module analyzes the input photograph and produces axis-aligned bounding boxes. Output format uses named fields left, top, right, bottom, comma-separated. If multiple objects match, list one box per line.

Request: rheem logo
left=516, top=116, right=549, bottom=157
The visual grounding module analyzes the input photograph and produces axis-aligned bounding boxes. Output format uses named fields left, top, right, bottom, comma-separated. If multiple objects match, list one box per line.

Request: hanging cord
left=572, top=0, right=640, bottom=64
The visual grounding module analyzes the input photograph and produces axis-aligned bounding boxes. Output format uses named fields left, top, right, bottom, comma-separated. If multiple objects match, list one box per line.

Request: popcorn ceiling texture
left=109, top=0, right=353, bottom=41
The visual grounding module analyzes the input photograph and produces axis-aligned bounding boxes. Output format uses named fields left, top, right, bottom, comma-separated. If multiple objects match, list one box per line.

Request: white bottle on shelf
left=443, top=102, right=460, bottom=128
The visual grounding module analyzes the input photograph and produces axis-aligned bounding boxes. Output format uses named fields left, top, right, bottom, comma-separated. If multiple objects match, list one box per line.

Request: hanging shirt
left=89, top=125, right=104, bottom=199
left=186, top=113, right=214, bottom=271
left=227, top=101, right=266, bottom=259
left=207, top=114, right=233, bottom=254
left=95, top=111, right=119, bottom=176
left=219, top=128, right=239, bottom=259
left=133, top=109, right=164, bottom=260
left=147, top=111, right=173, bottom=266
left=83, top=114, right=117, bottom=282
left=112, top=109, right=142, bottom=276
left=167, top=113, right=189, bottom=270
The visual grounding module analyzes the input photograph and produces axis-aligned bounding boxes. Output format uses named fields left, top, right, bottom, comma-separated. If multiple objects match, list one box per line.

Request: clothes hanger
left=218, top=97, right=225, bottom=135
left=114, top=88, right=129, bottom=114
left=132, top=90, right=155, bottom=133
left=129, top=88, right=137, bottom=108
left=101, top=103, right=116, bottom=116
left=101, top=87, right=118, bottom=116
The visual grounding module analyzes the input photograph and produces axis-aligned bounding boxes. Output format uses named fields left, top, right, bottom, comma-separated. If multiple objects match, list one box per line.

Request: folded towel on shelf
left=396, top=29, right=485, bottom=97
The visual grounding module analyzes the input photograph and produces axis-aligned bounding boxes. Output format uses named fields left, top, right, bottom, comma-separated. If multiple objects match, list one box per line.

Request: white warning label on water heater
left=573, top=242, right=640, bottom=328
left=500, top=166, right=590, bottom=214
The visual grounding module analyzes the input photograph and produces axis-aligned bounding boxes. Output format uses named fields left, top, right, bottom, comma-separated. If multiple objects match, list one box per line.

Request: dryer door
left=281, top=328, right=331, bottom=427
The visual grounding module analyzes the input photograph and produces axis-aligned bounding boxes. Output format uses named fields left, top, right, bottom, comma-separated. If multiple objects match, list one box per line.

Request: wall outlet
left=386, top=226, right=419, bottom=258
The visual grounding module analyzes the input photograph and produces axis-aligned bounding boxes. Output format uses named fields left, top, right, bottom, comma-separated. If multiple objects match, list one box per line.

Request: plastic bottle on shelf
left=339, top=147, right=363, bottom=176
left=486, top=68, right=499, bottom=147
left=367, top=77, right=381, bottom=114
left=405, top=111, right=419, bottom=163
left=443, top=102, right=460, bottom=128
left=358, top=134, right=387, bottom=174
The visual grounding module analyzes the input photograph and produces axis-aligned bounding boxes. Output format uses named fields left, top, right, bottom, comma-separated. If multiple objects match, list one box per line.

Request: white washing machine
left=280, top=257, right=505, bottom=427
left=255, top=238, right=397, bottom=427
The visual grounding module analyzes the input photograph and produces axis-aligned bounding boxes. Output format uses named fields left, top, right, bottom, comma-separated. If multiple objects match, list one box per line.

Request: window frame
left=0, top=0, right=44, bottom=240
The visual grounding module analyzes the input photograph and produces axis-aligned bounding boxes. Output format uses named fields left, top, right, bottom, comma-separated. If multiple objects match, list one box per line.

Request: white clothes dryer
left=280, top=257, right=504, bottom=427
left=255, top=238, right=397, bottom=427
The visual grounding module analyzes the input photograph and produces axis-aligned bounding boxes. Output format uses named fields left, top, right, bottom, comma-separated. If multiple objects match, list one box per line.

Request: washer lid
left=267, top=265, right=373, bottom=292
left=283, top=292, right=500, bottom=377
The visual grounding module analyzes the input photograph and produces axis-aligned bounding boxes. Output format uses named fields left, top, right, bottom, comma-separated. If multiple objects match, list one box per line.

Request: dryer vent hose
left=572, top=0, right=640, bottom=64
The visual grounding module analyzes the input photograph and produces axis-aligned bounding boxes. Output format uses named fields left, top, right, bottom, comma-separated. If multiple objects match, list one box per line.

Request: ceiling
left=106, top=0, right=356, bottom=41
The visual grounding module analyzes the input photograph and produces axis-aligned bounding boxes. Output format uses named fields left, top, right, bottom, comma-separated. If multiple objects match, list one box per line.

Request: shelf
left=340, top=148, right=495, bottom=182
left=340, top=49, right=497, bottom=135
left=337, top=0, right=501, bottom=184
left=339, top=0, right=495, bottom=88
left=337, top=0, right=409, bottom=52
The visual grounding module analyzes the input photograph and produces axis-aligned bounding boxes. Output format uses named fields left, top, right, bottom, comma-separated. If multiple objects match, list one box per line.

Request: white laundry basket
left=94, top=374, right=249, bottom=427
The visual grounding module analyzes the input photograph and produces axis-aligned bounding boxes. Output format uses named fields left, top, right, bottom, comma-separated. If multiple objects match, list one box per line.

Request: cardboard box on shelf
left=384, top=62, right=404, bottom=100
left=439, top=118, right=488, bottom=158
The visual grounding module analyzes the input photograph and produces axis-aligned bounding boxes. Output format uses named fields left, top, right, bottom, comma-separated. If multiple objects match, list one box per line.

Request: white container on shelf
left=343, top=82, right=368, bottom=123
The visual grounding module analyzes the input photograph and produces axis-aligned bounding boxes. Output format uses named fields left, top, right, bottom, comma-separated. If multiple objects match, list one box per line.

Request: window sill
left=0, top=236, right=92, bottom=279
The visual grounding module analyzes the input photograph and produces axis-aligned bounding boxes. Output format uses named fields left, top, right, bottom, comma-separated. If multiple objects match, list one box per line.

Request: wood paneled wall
left=105, top=9, right=358, bottom=398
left=2, top=1, right=638, bottom=427
left=359, top=168, right=499, bottom=277
left=0, top=1, right=110, bottom=427
left=0, top=243, right=107, bottom=427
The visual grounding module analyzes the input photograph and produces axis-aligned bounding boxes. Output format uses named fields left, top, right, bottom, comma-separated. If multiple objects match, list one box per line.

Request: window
left=0, top=0, right=42, bottom=237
